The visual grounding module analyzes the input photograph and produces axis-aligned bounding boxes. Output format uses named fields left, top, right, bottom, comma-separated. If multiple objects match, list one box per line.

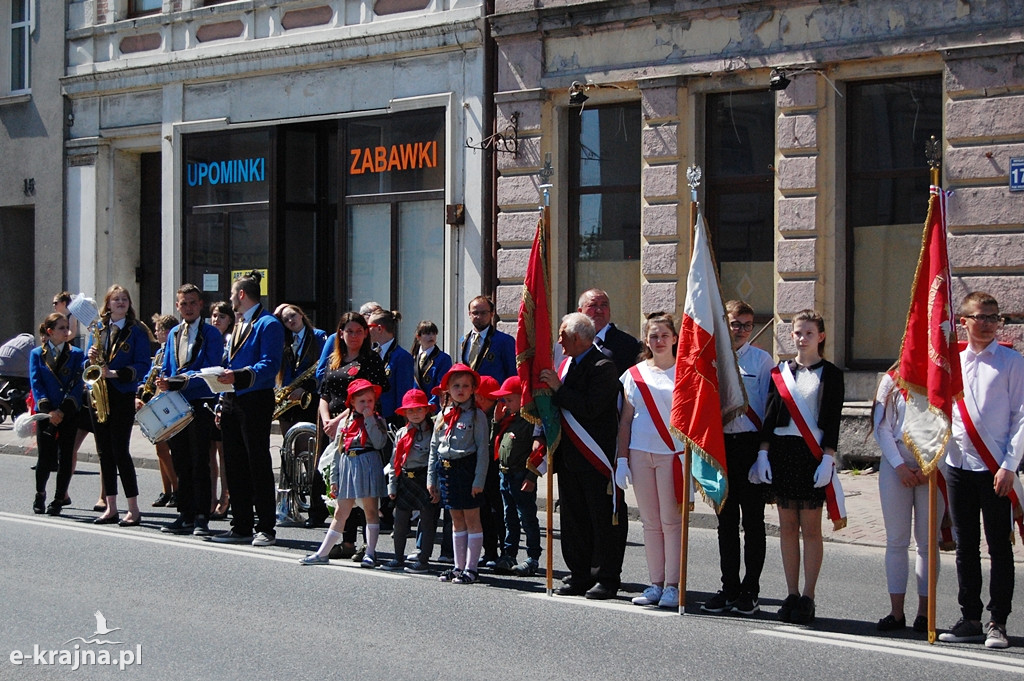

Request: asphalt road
left=2, top=453, right=1024, bottom=680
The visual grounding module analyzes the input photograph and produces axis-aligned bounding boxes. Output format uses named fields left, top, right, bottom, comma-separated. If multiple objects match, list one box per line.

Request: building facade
left=62, top=0, right=490, bottom=346
left=490, top=0, right=1024, bottom=400
left=0, top=0, right=65, bottom=340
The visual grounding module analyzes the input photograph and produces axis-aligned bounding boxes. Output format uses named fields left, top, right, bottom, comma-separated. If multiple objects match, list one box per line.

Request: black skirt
left=394, top=468, right=433, bottom=513
left=437, top=455, right=481, bottom=511
left=768, top=435, right=825, bottom=510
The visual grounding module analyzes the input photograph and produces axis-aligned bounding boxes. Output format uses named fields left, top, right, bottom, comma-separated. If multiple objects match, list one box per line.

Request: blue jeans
left=499, top=468, right=541, bottom=560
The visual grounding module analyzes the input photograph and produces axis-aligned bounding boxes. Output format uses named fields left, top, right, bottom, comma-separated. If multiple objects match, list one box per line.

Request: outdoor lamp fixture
left=568, top=81, right=589, bottom=106
left=769, top=68, right=791, bottom=91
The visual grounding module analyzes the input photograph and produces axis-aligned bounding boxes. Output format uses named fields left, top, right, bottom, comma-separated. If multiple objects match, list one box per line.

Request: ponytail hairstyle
left=638, top=312, right=678, bottom=362
left=38, top=312, right=66, bottom=344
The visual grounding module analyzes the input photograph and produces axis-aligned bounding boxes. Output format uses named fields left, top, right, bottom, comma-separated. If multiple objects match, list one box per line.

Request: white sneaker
left=986, top=621, right=1010, bottom=649
left=632, top=584, right=663, bottom=606
left=252, top=531, right=276, bottom=547
left=658, top=586, right=680, bottom=609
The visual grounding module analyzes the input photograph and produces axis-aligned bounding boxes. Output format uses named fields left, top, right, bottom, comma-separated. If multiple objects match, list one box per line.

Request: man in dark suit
left=459, top=295, right=516, bottom=383
left=578, top=288, right=643, bottom=376
left=539, top=312, right=627, bottom=599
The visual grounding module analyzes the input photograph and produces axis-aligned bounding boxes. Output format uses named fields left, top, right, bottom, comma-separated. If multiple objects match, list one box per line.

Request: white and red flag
left=670, top=210, right=746, bottom=512
left=892, top=186, right=962, bottom=475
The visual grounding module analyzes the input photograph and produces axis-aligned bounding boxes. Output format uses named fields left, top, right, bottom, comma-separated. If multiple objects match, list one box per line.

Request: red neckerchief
left=343, top=413, right=368, bottom=451
left=393, top=423, right=419, bottom=477
left=443, top=404, right=463, bottom=435
left=493, top=413, right=516, bottom=461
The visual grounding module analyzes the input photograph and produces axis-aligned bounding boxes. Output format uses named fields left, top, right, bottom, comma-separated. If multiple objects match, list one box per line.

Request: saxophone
left=83, top=321, right=110, bottom=423
left=139, top=346, right=165, bottom=405
left=272, top=363, right=318, bottom=420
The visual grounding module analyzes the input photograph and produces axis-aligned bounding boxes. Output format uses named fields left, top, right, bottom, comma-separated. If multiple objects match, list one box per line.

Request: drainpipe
left=482, top=0, right=497, bottom=304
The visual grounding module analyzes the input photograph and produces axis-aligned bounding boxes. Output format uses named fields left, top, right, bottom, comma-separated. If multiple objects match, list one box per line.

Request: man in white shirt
left=939, top=292, right=1024, bottom=649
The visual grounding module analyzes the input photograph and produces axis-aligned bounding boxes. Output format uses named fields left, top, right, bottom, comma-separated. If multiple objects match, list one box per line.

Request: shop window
left=568, top=103, right=642, bottom=335
left=128, top=0, right=162, bottom=17
left=846, top=76, right=941, bottom=368
left=6, top=0, right=30, bottom=93
left=705, top=90, right=775, bottom=342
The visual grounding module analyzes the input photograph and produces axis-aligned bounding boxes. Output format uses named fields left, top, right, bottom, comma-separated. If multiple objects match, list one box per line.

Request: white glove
left=748, top=449, right=772, bottom=484
left=614, top=458, right=631, bottom=490
left=813, top=454, right=835, bottom=488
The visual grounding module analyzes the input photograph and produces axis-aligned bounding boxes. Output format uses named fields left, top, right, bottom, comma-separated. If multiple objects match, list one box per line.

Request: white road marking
left=752, top=626, right=1024, bottom=674
left=0, top=511, right=406, bottom=579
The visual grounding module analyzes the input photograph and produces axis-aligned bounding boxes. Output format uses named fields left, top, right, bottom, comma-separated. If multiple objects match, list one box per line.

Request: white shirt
left=946, top=339, right=1024, bottom=472
left=724, top=342, right=774, bottom=434
left=773, top=362, right=824, bottom=440
left=377, top=337, right=394, bottom=360
left=873, top=373, right=914, bottom=470
left=620, top=361, right=685, bottom=455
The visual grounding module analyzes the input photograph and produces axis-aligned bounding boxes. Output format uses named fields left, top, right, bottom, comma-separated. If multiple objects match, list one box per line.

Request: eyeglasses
left=729, top=321, right=754, bottom=331
left=964, top=314, right=1002, bottom=324
left=367, top=323, right=381, bottom=329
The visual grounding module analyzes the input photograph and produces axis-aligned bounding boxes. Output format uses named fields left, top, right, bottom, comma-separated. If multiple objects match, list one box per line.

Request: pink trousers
left=629, top=450, right=682, bottom=584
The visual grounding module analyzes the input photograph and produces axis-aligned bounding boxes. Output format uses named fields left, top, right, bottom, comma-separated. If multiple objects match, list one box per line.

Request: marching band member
left=209, top=271, right=284, bottom=547
left=89, top=285, right=154, bottom=527
left=145, top=314, right=179, bottom=509
left=459, top=295, right=516, bottom=383
left=368, top=308, right=414, bottom=427
left=158, top=284, right=224, bottom=537
left=274, top=304, right=326, bottom=435
left=28, top=313, right=85, bottom=516
left=207, top=301, right=234, bottom=519
left=410, top=320, right=452, bottom=406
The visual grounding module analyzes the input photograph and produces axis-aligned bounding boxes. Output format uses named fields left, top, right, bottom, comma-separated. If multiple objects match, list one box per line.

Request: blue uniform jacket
left=413, top=347, right=453, bottom=406
left=86, top=320, right=152, bottom=394
left=162, top=321, right=224, bottom=401
left=225, top=305, right=284, bottom=395
left=282, top=327, right=328, bottom=389
left=379, top=342, right=414, bottom=419
left=316, top=332, right=338, bottom=385
left=29, top=344, right=86, bottom=414
left=459, top=327, right=516, bottom=383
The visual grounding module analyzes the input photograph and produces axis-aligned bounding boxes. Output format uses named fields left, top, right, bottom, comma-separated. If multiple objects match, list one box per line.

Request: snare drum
left=136, top=391, right=194, bottom=443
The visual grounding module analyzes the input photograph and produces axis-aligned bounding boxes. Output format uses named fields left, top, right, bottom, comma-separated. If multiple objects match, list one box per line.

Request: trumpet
left=272, top=363, right=317, bottom=420
left=83, top=321, right=110, bottom=423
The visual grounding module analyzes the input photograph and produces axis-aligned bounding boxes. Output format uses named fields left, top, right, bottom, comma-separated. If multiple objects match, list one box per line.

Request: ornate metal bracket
left=466, top=112, right=519, bottom=156
left=925, top=135, right=941, bottom=169
left=686, top=164, right=702, bottom=203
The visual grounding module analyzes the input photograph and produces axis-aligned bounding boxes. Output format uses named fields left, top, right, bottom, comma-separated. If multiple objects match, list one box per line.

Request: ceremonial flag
left=892, top=185, right=963, bottom=475
left=670, top=210, right=746, bottom=512
left=517, top=208, right=560, bottom=473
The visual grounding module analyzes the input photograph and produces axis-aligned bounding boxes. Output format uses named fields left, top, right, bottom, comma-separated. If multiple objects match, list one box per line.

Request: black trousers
left=947, top=467, right=1015, bottom=624
left=93, top=387, right=139, bottom=498
left=480, top=457, right=504, bottom=558
left=168, top=399, right=215, bottom=521
left=221, top=389, right=277, bottom=536
left=558, top=467, right=627, bottom=589
left=717, top=432, right=767, bottom=598
left=35, top=408, right=77, bottom=501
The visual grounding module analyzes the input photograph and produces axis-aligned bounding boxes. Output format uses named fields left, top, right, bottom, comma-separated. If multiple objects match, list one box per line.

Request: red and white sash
left=628, top=364, right=690, bottom=504
left=745, top=406, right=763, bottom=432
left=955, top=385, right=1024, bottom=540
left=771, top=362, right=848, bottom=530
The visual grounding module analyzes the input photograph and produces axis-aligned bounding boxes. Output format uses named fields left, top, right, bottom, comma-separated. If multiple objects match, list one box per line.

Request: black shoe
left=492, top=555, right=517, bottom=574
left=778, top=594, right=800, bottom=623
left=151, top=492, right=170, bottom=507
left=303, top=515, right=328, bottom=529
left=161, top=516, right=194, bottom=534
left=556, top=582, right=590, bottom=597
left=93, top=514, right=119, bottom=525
left=584, top=583, right=617, bottom=600
left=192, top=516, right=215, bottom=537
left=166, top=493, right=177, bottom=508
left=912, top=615, right=928, bottom=633
left=731, top=593, right=760, bottom=616
left=329, top=542, right=356, bottom=560
left=700, top=590, right=736, bottom=614
left=33, top=493, right=46, bottom=514
left=118, top=517, right=141, bottom=527
left=61, top=496, right=72, bottom=507
left=877, top=614, right=906, bottom=631
left=45, top=501, right=62, bottom=516
left=790, top=595, right=815, bottom=624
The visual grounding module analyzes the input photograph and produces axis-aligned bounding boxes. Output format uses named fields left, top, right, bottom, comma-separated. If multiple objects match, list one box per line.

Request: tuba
left=275, top=421, right=318, bottom=525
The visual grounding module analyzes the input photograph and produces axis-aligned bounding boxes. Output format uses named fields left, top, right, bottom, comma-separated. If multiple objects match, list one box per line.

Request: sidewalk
left=3, top=419, right=1021, bottom=559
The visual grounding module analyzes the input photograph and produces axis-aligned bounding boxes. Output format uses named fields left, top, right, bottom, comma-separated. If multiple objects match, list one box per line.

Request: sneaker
left=939, top=617, right=985, bottom=643
left=777, top=594, right=800, bottom=623
left=192, top=516, right=215, bottom=537
left=299, top=553, right=329, bottom=566
left=632, top=584, right=663, bottom=606
left=437, top=555, right=454, bottom=565
left=404, top=560, right=430, bottom=574
left=658, top=586, right=680, bottom=609
left=986, top=622, right=1010, bottom=649
left=380, top=558, right=405, bottom=571
left=453, top=570, right=478, bottom=584
left=479, top=555, right=499, bottom=569
left=790, top=595, right=815, bottom=624
left=406, top=552, right=421, bottom=563
left=252, top=531, right=276, bottom=547
left=732, top=593, right=760, bottom=616
left=700, top=590, right=735, bottom=614
left=351, top=545, right=366, bottom=562
left=360, top=555, right=377, bottom=569
left=208, top=530, right=252, bottom=544
left=493, top=555, right=517, bottom=574
left=161, top=516, right=194, bottom=535
left=438, top=568, right=462, bottom=582
left=512, top=558, right=539, bottom=577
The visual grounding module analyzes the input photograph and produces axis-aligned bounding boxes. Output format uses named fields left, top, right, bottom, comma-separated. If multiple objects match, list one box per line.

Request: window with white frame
left=8, top=0, right=31, bottom=93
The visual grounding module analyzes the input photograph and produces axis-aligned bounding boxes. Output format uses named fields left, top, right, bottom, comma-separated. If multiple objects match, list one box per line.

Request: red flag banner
left=892, top=186, right=963, bottom=475
left=516, top=208, right=560, bottom=462
left=670, top=210, right=746, bottom=512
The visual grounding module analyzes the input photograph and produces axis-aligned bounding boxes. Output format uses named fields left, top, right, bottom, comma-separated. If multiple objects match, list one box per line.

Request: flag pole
left=537, top=154, right=556, bottom=597
left=678, top=164, right=702, bottom=614
left=925, top=136, right=941, bottom=644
